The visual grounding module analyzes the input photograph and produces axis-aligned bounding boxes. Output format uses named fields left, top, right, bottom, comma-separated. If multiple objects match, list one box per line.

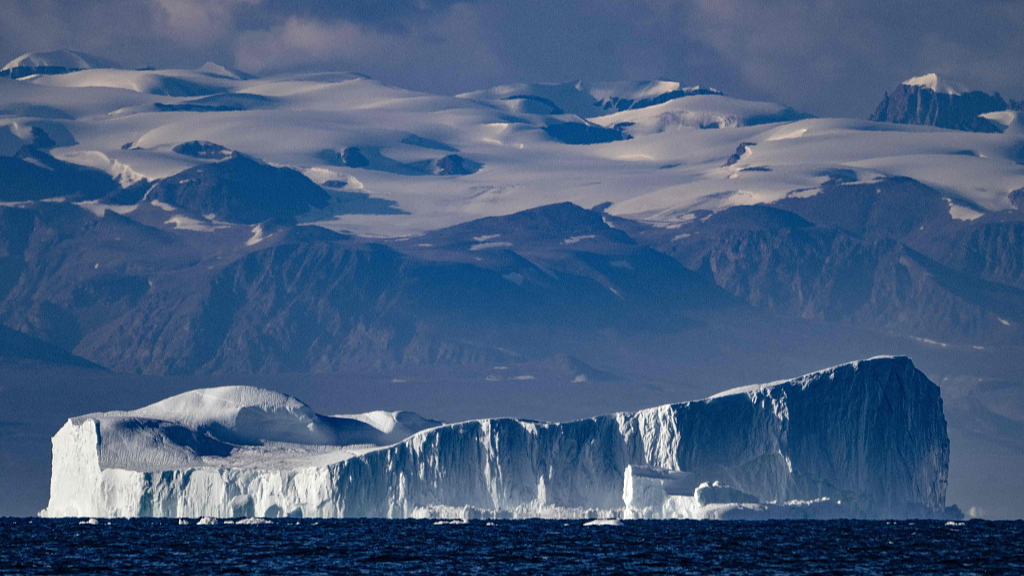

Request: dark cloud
left=0, top=0, right=1021, bottom=116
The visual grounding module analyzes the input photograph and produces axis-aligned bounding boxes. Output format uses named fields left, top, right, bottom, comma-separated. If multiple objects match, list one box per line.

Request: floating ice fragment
left=583, top=519, right=622, bottom=527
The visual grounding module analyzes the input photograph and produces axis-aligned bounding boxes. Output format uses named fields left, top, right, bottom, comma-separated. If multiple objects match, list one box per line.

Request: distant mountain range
left=0, top=50, right=1022, bottom=373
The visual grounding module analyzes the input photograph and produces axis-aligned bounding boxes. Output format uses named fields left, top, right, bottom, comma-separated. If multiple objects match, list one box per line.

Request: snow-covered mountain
left=460, top=79, right=723, bottom=118
left=870, top=73, right=1010, bottom=132
left=41, top=357, right=958, bottom=520
left=0, top=57, right=1021, bottom=374
left=0, top=50, right=118, bottom=80
left=2, top=58, right=1022, bottom=237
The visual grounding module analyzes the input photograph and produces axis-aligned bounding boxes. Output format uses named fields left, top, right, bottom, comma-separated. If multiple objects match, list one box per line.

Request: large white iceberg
left=42, top=357, right=959, bottom=519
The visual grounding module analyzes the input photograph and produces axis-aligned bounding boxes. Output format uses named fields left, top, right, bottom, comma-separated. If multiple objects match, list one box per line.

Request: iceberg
left=41, top=357, right=958, bottom=520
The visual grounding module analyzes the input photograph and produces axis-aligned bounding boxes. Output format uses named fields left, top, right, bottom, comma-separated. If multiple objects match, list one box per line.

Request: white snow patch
left=787, top=188, right=823, bottom=200
left=150, top=200, right=176, bottom=212
left=946, top=199, right=984, bottom=221
left=75, top=201, right=139, bottom=217
left=228, top=518, right=273, bottom=525
left=914, top=337, right=950, bottom=348
left=470, top=241, right=513, bottom=251
left=55, top=150, right=146, bottom=187
left=981, top=111, right=1020, bottom=131
left=903, top=73, right=965, bottom=96
left=165, top=215, right=229, bottom=232
left=503, top=272, right=525, bottom=285
left=562, top=235, right=595, bottom=245
left=246, top=224, right=268, bottom=246
left=767, top=127, right=808, bottom=141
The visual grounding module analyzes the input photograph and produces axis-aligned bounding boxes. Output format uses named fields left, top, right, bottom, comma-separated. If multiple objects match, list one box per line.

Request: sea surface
left=1, top=518, right=1022, bottom=575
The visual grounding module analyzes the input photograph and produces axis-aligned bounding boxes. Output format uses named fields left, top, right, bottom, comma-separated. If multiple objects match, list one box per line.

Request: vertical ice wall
left=42, top=356, right=953, bottom=519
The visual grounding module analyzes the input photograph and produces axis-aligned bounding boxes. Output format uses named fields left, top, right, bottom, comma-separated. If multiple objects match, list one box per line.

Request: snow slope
left=42, top=357, right=957, bottom=520
left=460, top=79, right=721, bottom=117
left=0, top=50, right=117, bottom=78
left=591, top=94, right=808, bottom=134
left=3, top=66, right=1021, bottom=237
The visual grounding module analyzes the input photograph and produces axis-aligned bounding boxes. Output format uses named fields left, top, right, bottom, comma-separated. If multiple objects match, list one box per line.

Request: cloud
left=662, top=0, right=1024, bottom=114
left=152, top=0, right=260, bottom=46
left=233, top=6, right=508, bottom=93
left=0, top=0, right=1022, bottom=116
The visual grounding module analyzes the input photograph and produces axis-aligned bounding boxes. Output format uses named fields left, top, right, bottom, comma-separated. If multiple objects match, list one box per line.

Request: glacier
left=41, top=357, right=959, bottom=520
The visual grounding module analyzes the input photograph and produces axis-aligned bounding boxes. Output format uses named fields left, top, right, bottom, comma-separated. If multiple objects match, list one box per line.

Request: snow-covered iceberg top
left=61, top=385, right=442, bottom=472
left=42, top=356, right=958, bottom=520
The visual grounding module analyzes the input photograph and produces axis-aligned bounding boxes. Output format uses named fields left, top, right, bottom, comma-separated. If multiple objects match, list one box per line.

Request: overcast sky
left=0, top=0, right=1021, bottom=116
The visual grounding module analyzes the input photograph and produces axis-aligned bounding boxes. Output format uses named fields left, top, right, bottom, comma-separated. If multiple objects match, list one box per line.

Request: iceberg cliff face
left=42, top=357, right=956, bottom=519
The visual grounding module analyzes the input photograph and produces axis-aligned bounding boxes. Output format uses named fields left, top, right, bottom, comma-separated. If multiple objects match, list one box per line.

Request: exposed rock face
left=596, top=86, right=722, bottom=112
left=625, top=178, right=1024, bottom=345
left=923, top=216, right=1024, bottom=291
left=171, top=141, right=232, bottom=160
left=339, top=147, right=370, bottom=168
left=41, top=357, right=957, bottom=520
left=0, top=147, right=120, bottom=202
left=147, top=153, right=330, bottom=224
left=543, top=120, right=628, bottom=144
left=429, top=154, right=481, bottom=176
left=3, top=191, right=1022, bottom=375
left=462, top=80, right=724, bottom=118
left=870, top=76, right=1008, bottom=132
left=317, top=147, right=482, bottom=175
left=0, top=201, right=729, bottom=374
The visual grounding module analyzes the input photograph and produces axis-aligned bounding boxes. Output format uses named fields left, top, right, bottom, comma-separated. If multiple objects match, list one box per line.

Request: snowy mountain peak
left=460, top=79, right=721, bottom=118
left=1, top=50, right=117, bottom=78
left=902, top=73, right=966, bottom=96
left=195, top=61, right=252, bottom=80
left=873, top=74, right=1007, bottom=132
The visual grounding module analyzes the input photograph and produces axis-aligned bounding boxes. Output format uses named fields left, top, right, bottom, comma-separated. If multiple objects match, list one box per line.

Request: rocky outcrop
left=147, top=153, right=330, bottom=224
left=870, top=75, right=1008, bottom=132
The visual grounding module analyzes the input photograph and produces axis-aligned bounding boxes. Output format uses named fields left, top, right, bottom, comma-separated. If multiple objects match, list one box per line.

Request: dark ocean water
left=1, top=518, right=1022, bottom=575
